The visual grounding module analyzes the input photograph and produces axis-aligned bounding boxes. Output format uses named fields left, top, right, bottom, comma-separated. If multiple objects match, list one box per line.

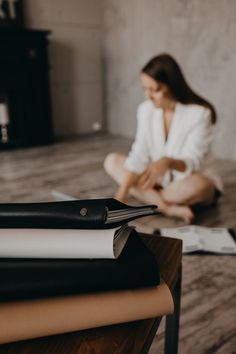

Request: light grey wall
left=24, top=0, right=104, bottom=137
left=103, top=0, right=236, bottom=159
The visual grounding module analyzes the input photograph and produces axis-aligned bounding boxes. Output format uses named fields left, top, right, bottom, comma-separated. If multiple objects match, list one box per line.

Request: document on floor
left=156, top=226, right=236, bottom=254
left=51, top=190, right=78, bottom=201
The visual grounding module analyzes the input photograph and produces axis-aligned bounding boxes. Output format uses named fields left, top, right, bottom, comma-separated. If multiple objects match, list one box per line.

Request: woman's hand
left=138, top=157, right=171, bottom=189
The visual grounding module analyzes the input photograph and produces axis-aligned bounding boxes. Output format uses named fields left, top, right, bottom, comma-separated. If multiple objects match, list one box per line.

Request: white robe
left=124, top=100, right=220, bottom=189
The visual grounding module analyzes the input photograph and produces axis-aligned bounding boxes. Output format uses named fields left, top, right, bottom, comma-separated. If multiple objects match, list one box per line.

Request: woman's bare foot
left=163, top=204, right=195, bottom=223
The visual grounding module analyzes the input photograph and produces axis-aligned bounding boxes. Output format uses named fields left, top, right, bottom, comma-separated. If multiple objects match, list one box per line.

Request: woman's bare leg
left=104, top=153, right=129, bottom=187
left=104, top=153, right=194, bottom=222
left=160, top=173, right=216, bottom=206
left=129, top=186, right=194, bottom=222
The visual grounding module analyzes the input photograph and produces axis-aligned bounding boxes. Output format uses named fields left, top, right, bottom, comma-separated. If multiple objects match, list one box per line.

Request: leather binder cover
left=0, top=280, right=174, bottom=345
left=0, top=198, right=157, bottom=229
left=0, top=230, right=160, bottom=301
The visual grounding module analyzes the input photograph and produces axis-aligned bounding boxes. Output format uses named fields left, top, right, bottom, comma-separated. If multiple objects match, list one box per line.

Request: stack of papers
left=159, top=226, right=236, bottom=254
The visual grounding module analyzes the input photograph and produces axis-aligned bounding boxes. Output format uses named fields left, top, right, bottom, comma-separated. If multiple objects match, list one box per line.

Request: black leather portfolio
left=0, top=198, right=158, bottom=229
left=0, top=230, right=160, bottom=301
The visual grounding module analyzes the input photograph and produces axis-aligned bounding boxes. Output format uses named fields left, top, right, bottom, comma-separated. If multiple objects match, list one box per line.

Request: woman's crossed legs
left=104, top=153, right=216, bottom=223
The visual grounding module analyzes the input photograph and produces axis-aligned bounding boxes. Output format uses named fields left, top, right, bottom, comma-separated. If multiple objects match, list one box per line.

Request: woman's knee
left=187, top=174, right=214, bottom=194
left=103, top=153, right=117, bottom=174
left=161, top=182, right=190, bottom=204
left=190, top=174, right=215, bottom=202
left=103, top=153, right=126, bottom=176
left=161, top=173, right=215, bottom=205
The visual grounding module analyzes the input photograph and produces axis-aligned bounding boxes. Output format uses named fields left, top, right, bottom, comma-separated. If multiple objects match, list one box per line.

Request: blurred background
left=22, top=0, right=236, bottom=159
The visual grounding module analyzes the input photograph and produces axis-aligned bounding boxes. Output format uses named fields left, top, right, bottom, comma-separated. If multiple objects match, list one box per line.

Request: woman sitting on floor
left=104, top=54, right=222, bottom=223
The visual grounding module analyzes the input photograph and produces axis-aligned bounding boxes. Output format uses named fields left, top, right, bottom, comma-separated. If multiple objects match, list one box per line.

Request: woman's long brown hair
left=142, top=54, right=216, bottom=124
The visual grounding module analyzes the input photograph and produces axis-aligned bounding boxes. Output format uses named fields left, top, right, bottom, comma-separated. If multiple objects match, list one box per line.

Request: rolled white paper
left=0, top=227, right=132, bottom=259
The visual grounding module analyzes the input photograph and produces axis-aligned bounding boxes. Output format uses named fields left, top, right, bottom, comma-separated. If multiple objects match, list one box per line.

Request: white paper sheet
left=196, top=227, right=236, bottom=254
left=0, top=226, right=133, bottom=259
left=160, top=226, right=236, bottom=254
left=50, top=190, right=77, bottom=201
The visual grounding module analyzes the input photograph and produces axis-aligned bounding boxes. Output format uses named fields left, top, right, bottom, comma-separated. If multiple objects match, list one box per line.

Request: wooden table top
left=0, top=234, right=182, bottom=354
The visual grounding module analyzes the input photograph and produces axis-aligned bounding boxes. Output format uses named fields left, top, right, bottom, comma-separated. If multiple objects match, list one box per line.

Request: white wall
left=24, top=0, right=236, bottom=159
left=24, top=0, right=104, bottom=137
left=103, top=0, right=236, bottom=159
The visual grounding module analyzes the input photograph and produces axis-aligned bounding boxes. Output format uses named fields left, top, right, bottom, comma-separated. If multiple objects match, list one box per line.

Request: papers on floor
left=159, top=226, right=236, bottom=254
left=50, top=190, right=78, bottom=201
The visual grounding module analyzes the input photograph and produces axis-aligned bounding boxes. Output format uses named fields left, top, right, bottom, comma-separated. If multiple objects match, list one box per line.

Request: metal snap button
left=80, top=208, right=88, bottom=216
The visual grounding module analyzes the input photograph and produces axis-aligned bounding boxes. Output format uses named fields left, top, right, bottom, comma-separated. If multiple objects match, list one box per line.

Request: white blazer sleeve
left=178, top=108, right=213, bottom=178
left=124, top=105, right=151, bottom=174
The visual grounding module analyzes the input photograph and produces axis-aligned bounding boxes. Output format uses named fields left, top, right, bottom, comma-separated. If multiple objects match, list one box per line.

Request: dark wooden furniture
left=0, top=234, right=182, bottom=354
left=0, top=0, right=24, bottom=28
left=0, top=28, right=53, bottom=149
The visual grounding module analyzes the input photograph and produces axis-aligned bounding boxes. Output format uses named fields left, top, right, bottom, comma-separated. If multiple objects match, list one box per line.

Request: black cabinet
left=0, top=28, right=54, bottom=149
